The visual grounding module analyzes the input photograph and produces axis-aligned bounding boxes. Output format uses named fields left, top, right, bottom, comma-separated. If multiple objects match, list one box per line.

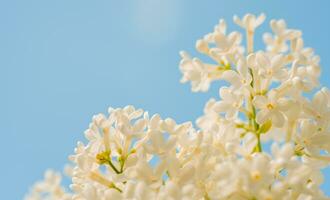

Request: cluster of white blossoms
left=26, top=14, right=330, bottom=200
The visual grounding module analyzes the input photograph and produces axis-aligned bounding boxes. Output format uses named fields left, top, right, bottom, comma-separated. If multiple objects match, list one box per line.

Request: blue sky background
left=1, top=0, right=329, bottom=199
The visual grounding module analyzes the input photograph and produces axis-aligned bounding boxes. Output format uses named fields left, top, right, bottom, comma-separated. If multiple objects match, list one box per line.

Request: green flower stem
left=251, top=101, right=262, bottom=152
left=248, top=67, right=262, bottom=152
left=255, top=131, right=262, bottom=153
left=109, top=182, right=123, bottom=193
left=108, top=160, right=121, bottom=174
left=118, top=155, right=125, bottom=173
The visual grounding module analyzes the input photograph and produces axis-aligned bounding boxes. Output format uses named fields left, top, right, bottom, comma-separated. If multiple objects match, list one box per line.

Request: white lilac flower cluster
left=25, top=14, right=330, bottom=200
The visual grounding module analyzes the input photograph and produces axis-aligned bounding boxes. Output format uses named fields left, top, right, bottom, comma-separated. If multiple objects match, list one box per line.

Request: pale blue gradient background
left=1, top=0, right=329, bottom=199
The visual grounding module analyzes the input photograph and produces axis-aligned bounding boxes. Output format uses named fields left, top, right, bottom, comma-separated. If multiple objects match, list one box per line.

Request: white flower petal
left=256, top=109, right=270, bottom=125
left=271, top=111, right=285, bottom=127
left=253, top=95, right=268, bottom=109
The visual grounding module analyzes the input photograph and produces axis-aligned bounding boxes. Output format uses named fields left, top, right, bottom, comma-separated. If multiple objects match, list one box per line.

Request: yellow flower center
left=267, top=103, right=274, bottom=110
left=96, top=151, right=111, bottom=165
left=251, top=170, right=262, bottom=181
left=267, top=69, right=272, bottom=76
